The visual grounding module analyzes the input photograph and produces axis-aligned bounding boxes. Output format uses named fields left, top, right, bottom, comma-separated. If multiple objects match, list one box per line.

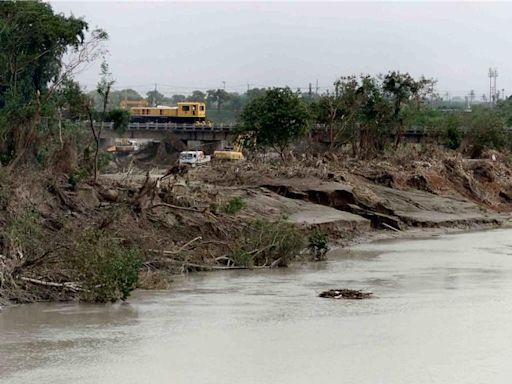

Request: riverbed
left=2, top=229, right=512, bottom=383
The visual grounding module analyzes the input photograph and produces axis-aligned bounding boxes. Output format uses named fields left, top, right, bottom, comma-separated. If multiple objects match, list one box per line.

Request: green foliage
left=311, top=73, right=434, bottom=157
left=229, top=220, right=304, bottom=268
left=436, top=112, right=464, bottom=150
left=239, top=87, right=310, bottom=156
left=35, top=146, right=49, bottom=166
left=401, top=104, right=443, bottom=133
left=496, top=97, right=512, bottom=127
left=146, top=89, right=166, bottom=106
left=7, top=211, right=46, bottom=260
left=308, top=230, right=329, bottom=261
left=0, top=1, right=88, bottom=107
left=68, top=167, right=89, bottom=190
left=223, top=196, right=246, bottom=214
left=445, top=125, right=462, bottom=150
left=98, top=151, right=114, bottom=171
left=105, top=109, right=130, bottom=132
left=88, top=88, right=143, bottom=111
left=188, top=90, right=206, bottom=102
left=465, top=108, right=507, bottom=157
left=207, top=89, right=230, bottom=111
left=56, top=79, right=86, bottom=120
left=73, top=230, right=141, bottom=303
left=0, top=2, right=106, bottom=165
left=0, top=2, right=88, bottom=119
left=97, top=60, right=114, bottom=117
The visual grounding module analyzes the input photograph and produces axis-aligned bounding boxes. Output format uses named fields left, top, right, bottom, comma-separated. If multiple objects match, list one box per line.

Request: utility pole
left=153, top=83, right=157, bottom=106
left=222, top=81, right=226, bottom=90
left=469, top=90, right=475, bottom=106
left=488, top=67, right=498, bottom=106
left=247, top=83, right=250, bottom=93
left=308, top=82, right=312, bottom=99
left=315, top=79, right=319, bottom=94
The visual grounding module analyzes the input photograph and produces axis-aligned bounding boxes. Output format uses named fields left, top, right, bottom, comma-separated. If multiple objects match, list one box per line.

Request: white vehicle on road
left=178, top=151, right=211, bottom=166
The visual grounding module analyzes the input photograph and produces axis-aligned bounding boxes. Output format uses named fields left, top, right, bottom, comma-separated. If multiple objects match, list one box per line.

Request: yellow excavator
left=213, top=135, right=246, bottom=161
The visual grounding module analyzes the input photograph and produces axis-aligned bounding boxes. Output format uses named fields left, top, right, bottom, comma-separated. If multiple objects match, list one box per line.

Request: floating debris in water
left=319, top=289, right=372, bottom=300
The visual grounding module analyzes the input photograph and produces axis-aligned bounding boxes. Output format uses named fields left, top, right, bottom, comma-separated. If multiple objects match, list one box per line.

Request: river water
left=1, top=229, right=512, bottom=383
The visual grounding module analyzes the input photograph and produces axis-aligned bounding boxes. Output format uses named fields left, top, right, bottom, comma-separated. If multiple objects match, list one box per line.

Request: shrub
left=465, top=109, right=507, bottom=157
left=98, top=151, right=113, bottom=171
left=308, top=230, right=329, bottom=261
left=6, top=211, right=46, bottom=260
left=445, top=125, right=461, bottom=150
left=73, top=229, right=141, bottom=303
left=229, top=220, right=304, bottom=268
left=223, top=196, right=245, bottom=214
left=68, top=167, right=89, bottom=190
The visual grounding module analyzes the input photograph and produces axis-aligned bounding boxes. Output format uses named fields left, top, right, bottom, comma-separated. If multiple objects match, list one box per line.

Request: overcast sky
left=51, top=1, right=512, bottom=99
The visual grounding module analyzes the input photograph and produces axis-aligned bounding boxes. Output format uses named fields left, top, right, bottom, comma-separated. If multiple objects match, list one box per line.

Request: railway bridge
left=97, top=122, right=437, bottom=150
left=98, top=122, right=237, bottom=150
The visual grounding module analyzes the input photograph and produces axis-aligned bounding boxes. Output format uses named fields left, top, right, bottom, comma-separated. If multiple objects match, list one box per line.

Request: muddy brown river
left=2, top=229, right=512, bottom=383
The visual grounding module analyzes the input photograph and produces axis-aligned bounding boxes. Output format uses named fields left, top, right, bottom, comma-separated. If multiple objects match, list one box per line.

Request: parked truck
left=178, top=151, right=211, bottom=166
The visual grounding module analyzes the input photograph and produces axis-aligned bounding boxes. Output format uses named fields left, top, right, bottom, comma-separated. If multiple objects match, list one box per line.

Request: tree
left=0, top=1, right=93, bottom=165
left=86, top=60, right=114, bottom=182
left=187, top=90, right=206, bottom=102
left=171, top=94, right=186, bottom=104
left=54, top=79, right=85, bottom=145
left=313, top=76, right=362, bottom=150
left=206, top=89, right=230, bottom=111
left=97, top=61, right=114, bottom=120
left=355, top=75, right=394, bottom=158
left=227, top=92, right=243, bottom=110
left=382, top=71, right=434, bottom=146
left=239, top=87, right=310, bottom=158
left=105, top=109, right=130, bottom=132
left=146, top=89, right=166, bottom=106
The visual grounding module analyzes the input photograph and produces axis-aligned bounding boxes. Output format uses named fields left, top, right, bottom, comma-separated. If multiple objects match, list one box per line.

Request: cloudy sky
left=51, top=1, right=512, bottom=99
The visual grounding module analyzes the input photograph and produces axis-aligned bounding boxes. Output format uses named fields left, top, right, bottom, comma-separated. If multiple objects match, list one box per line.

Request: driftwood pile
left=319, top=289, right=372, bottom=300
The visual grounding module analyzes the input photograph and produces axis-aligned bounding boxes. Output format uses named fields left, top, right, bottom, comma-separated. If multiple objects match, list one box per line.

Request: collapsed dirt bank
left=1, top=147, right=511, bottom=305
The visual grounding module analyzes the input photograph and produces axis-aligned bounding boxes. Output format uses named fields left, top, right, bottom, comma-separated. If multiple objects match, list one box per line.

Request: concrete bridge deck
left=97, top=121, right=488, bottom=149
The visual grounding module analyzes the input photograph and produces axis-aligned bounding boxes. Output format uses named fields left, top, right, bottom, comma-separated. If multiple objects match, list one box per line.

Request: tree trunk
left=85, top=104, right=99, bottom=181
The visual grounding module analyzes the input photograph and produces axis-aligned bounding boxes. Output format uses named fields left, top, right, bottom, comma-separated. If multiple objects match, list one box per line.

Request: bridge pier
left=187, top=140, right=203, bottom=150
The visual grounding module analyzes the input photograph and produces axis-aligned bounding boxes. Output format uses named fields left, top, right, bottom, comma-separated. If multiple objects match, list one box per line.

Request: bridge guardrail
left=94, top=122, right=238, bottom=132
left=97, top=122, right=510, bottom=136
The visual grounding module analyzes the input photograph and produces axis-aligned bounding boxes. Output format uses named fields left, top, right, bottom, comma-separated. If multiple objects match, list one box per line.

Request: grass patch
left=6, top=211, right=46, bottom=259
left=308, top=229, right=329, bottom=261
left=223, top=196, right=246, bottom=214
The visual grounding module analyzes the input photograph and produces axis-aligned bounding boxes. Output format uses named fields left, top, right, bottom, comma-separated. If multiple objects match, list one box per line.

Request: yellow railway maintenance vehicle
left=129, top=102, right=206, bottom=124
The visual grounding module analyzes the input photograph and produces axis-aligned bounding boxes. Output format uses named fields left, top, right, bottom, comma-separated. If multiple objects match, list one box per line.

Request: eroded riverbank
left=2, top=150, right=512, bottom=304
left=2, top=228, right=512, bottom=383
